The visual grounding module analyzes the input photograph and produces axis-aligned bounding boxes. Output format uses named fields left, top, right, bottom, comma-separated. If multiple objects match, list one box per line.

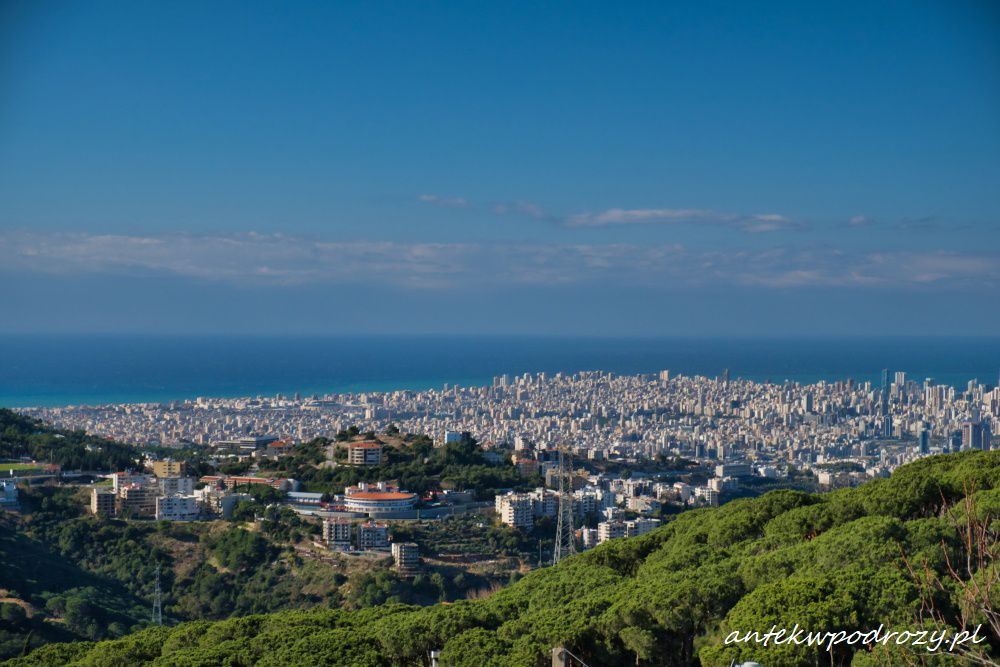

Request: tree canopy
left=0, top=408, right=140, bottom=471
left=6, top=450, right=999, bottom=666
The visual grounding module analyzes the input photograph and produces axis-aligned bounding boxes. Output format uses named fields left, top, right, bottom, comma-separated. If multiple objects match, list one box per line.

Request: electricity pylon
left=552, top=446, right=576, bottom=565
left=152, top=564, right=163, bottom=626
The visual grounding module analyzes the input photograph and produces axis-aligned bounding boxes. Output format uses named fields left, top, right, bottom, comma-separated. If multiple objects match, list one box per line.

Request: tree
left=0, top=603, right=27, bottom=628
left=903, top=486, right=1000, bottom=667
left=619, top=626, right=656, bottom=665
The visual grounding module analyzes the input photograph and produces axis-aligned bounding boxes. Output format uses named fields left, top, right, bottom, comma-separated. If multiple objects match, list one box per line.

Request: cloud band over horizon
left=417, top=194, right=804, bottom=233
left=2, top=231, right=997, bottom=292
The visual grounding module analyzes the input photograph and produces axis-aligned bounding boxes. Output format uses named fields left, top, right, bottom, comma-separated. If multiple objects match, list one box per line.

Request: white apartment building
left=672, top=482, right=693, bottom=502
left=155, top=495, right=200, bottom=521
left=574, top=489, right=599, bottom=515
left=495, top=492, right=534, bottom=529
left=626, top=496, right=661, bottom=514
left=391, top=542, right=420, bottom=573
left=90, top=487, right=115, bottom=516
left=111, top=472, right=154, bottom=493
left=531, top=488, right=558, bottom=518
left=158, top=476, right=195, bottom=497
left=695, top=487, right=720, bottom=506
left=715, top=463, right=752, bottom=478
left=193, top=487, right=252, bottom=519
left=597, top=521, right=626, bottom=543
left=323, top=518, right=352, bottom=547
left=347, top=442, right=383, bottom=466
left=357, top=520, right=389, bottom=550
left=625, top=518, right=661, bottom=537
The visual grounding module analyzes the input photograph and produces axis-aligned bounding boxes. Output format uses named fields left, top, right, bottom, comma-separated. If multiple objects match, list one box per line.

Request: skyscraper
left=878, top=369, right=891, bottom=437
left=880, top=369, right=890, bottom=415
left=962, top=419, right=992, bottom=451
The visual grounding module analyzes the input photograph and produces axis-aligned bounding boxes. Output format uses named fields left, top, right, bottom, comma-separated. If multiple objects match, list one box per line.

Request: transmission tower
left=552, top=446, right=576, bottom=565
left=152, top=564, right=163, bottom=626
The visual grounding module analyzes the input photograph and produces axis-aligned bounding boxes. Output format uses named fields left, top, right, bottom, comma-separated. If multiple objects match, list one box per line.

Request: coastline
left=1, top=334, right=997, bottom=408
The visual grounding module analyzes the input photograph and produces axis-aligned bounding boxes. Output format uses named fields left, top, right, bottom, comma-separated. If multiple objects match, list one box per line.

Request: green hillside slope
left=0, top=512, right=153, bottom=658
left=5, top=450, right=999, bottom=667
left=0, top=408, right=139, bottom=472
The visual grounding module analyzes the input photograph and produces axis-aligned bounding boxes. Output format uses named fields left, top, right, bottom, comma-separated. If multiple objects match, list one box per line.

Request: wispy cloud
left=739, top=214, right=799, bottom=233
left=417, top=194, right=801, bottom=233
left=566, top=207, right=804, bottom=233
left=3, top=232, right=997, bottom=292
left=564, top=208, right=718, bottom=227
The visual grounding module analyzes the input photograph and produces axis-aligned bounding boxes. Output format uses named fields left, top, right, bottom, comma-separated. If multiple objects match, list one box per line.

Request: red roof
left=200, top=475, right=286, bottom=485
left=348, top=491, right=416, bottom=501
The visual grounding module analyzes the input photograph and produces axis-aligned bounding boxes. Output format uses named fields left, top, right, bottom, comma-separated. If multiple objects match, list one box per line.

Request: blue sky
left=1, top=0, right=998, bottom=334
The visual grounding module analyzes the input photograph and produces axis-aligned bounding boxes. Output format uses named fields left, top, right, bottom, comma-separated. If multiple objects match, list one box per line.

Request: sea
left=0, top=334, right=997, bottom=408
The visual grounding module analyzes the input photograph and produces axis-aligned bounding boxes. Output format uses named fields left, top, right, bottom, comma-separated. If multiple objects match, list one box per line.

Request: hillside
left=0, top=432, right=535, bottom=661
left=0, top=484, right=337, bottom=660
left=0, top=510, right=150, bottom=659
left=5, top=450, right=998, bottom=666
left=260, top=431, right=540, bottom=498
left=0, top=485, right=497, bottom=661
left=0, top=408, right=139, bottom=472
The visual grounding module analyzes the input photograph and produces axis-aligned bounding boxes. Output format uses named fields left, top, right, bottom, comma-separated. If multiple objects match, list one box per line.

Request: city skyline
left=2, top=1, right=999, bottom=335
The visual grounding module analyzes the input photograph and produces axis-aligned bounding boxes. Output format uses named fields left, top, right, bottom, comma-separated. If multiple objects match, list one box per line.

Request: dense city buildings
left=24, top=371, right=998, bottom=477
left=199, top=475, right=298, bottom=492
left=17, top=369, right=1000, bottom=546
left=962, top=418, right=993, bottom=451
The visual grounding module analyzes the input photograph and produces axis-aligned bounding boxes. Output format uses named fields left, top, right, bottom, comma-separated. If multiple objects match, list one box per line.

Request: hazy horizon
left=3, top=334, right=997, bottom=408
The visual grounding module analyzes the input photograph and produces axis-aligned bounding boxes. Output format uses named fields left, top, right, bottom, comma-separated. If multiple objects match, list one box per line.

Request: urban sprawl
left=15, top=369, right=998, bottom=569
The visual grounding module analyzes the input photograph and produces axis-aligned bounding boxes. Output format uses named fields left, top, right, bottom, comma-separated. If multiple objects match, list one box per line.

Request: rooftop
left=347, top=491, right=416, bottom=501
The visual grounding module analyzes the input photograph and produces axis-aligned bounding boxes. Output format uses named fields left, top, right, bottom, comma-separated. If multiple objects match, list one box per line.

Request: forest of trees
left=0, top=483, right=515, bottom=661
left=0, top=417, right=548, bottom=661
left=0, top=408, right=140, bottom=471
left=5, top=449, right=997, bottom=666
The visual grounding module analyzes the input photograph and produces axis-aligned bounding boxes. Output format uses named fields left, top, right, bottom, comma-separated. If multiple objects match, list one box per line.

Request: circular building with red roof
left=343, top=482, right=417, bottom=515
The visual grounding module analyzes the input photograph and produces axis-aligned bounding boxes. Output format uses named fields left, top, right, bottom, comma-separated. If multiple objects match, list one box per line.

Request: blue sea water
left=0, top=335, right=997, bottom=408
